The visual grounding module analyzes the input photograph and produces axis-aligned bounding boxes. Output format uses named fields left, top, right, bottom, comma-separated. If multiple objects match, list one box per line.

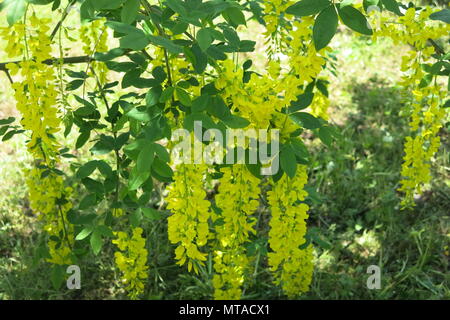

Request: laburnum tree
left=0, top=0, right=448, bottom=299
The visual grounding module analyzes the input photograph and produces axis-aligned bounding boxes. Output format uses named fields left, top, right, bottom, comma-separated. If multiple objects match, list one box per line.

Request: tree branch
left=0, top=55, right=94, bottom=72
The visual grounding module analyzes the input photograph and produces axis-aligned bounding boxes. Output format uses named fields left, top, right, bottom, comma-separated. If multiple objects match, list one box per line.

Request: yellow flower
left=166, top=164, right=212, bottom=272
left=267, top=165, right=314, bottom=297
left=212, top=165, right=260, bottom=300
left=112, top=227, right=149, bottom=299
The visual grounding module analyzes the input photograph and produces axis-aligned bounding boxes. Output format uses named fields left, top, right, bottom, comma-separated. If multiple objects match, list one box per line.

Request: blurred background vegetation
left=0, top=2, right=449, bottom=300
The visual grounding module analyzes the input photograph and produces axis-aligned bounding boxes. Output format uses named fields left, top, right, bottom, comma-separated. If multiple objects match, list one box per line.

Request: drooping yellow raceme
left=212, top=166, right=260, bottom=300
left=267, top=165, right=314, bottom=297
left=112, top=227, right=149, bottom=299
left=27, top=168, right=74, bottom=265
left=166, top=164, right=212, bottom=273
left=2, top=15, right=75, bottom=264
left=1, top=16, right=61, bottom=160
left=371, top=8, right=449, bottom=207
left=262, top=0, right=295, bottom=37
left=80, top=19, right=109, bottom=84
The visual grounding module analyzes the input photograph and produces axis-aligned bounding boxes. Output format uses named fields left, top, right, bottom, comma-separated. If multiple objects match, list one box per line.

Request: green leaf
left=159, top=86, right=175, bottom=103
left=142, top=207, right=162, bottom=220
left=381, top=0, right=402, bottom=16
left=176, top=87, right=192, bottom=106
left=76, top=131, right=90, bottom=149
left=338, top=5, right=373, bottom=35
left=165, top=0, right=187, bottom=16
left=288, top=92, right=314, bottom=113
left=94, top=48, right=126, bottom=61
left=153, top=143, right=170, bottom=163
left=147, top=35, right=183, bottom=54
left=82, top=177, right=104, bottom=195
left=80, top=0, right=95, bottom=21
left=443, top=100, right=450, bottom=108
left=92, top=0, right=125, bottom=10
left=79, top=193, right=97, bottom=210
left=121, top=0, right=140, bottom=24
left=192, top=95, right=210, bottom=113
left=318, top=126, right=333, bottom=147
left=224, top=6, right=246, bottom=26
left=243, top=59, right=252, bottom=70
left=128, top=166, right=150, bottom=191
left=146, top=86, right=162, bottom=107
left=430, top=9, right=450, bottom=24
left=96, top=160, right=113, bottom=178
left=90, top=230, right=102, bottom=255
left=50, top=265, right=65, bottom=290
left=67, top=79, right=84, bottom=91
left=120, top=32, right=151, bottom=51
left=290, top=112, right=322, bottom=130
left=96, top=225, right=114, bottom=238
left=197, top=28, right=213, bottom=52
left=152, top=158, right=173, bottom=178
left=280, top=146, right=297, bottom=178
left=313, top=5, right=338, bottom=51
left=206, top=45, right=227, bottom=60
left=286, top=0, right=331, bottom=17
left=222, top=115, right=250, bottom=129
left=2, top=130, right=17, bottom=141
left=207, top=96, right=231, bottom=120
left=129, top=208, right=142, bottom=228
left=0, top=117, right=15, bottom=125
left=363, top=0, right=380, bottom=12
left=290, top=138, right=310, bottom=159
left=25, top=0, right=54, bottom=4
left=90, top=136, right=115, bottom=155
left=7, top=0, right=26, bottom=26
left=127, top=107, right=151, bottom=122
left=184, top=113, right=216, bottom=131
left=190, top=44, right=208, bottom=74
left=0, top=126, right=9, bottom=137
left=137, top=143, right=155, bottom=173
left=152, top=66, right=167, bottom=83
left=75, top=226, right=94, bottom=241
left=106, top=21, right=141, bottom=34
left=77, top=160, right=98, bottom=179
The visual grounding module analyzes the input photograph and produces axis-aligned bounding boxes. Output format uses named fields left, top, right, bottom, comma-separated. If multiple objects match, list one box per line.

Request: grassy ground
left=0, top=17, right=449, bottom=299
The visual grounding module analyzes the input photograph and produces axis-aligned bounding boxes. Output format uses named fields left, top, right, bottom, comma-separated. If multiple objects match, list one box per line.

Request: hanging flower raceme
left=166, top=163, right=212, bottom=273
left=1, top=15, right=61, bottom=160
left=112, top=227, right=149, bottom=299
left=267, top=165, right=314, bottom=297
left=371, top=8, right=449, bottom=207
left=80, top=18, right=109, bottom=84
left=27, top=168, right=74, bottom=265
left=1, top=13, right=75, bottom=264
left=212, top=165, right=260, bottom=300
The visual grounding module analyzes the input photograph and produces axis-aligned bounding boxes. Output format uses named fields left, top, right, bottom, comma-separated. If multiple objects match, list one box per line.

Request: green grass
left=0, top=24, right=449, bottom=300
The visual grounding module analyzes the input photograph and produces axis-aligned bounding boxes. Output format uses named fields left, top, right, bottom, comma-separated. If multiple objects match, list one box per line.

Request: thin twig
left=50, top=0, right=77, bottom=41
left=0, top=55, right=94, bottom=71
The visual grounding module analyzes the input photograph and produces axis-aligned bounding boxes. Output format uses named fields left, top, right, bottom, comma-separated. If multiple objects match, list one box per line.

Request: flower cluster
left=1, top=15, right=61, bottom=160
left=112, top=227, right=149, bottom=299
left=267, top=165, right=314, bottom=297
left=262, top=0, right=295, bottom=37
left=2, top=14, right=74, bottom=264
left=212, top=166, right=260, bottom=300
left=166, top=164, right=212, bottom=272
left=80, top=19, right=109, bottom=84
left=27, top=168, right=74, bottom=265
left=372, top=8, right=449, bottom=207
